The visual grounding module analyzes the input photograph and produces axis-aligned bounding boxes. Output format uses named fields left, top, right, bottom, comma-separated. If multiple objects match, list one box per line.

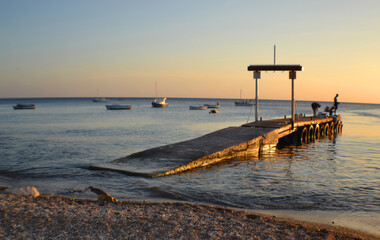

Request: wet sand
left=1, top=192, right=379, bottom=240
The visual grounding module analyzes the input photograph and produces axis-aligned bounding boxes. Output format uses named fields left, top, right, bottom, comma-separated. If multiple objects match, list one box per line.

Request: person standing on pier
left=334, top=94, right=339, bottom=114
left=311, top=102, right=321, bottom=117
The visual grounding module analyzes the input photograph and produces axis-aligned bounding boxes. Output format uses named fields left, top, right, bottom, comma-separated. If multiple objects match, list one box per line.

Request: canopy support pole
left=254, top=71, right=261, bottom=122
left=289, top=71, right=296, bottom=129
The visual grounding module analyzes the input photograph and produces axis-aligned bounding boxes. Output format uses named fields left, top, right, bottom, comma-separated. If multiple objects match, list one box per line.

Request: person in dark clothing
left=329, top=106, right=335, bottom=116
left=334, top=94, right=339, bottom=114
left=324, top=106, right=335, bottom=116
left=311, top=102, right=321, bottom=117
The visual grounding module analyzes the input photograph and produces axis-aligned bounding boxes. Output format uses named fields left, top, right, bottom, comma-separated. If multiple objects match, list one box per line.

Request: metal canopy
left=247, top=64, right=303, bottom=128
left=247, top=65, right=303, bottom=71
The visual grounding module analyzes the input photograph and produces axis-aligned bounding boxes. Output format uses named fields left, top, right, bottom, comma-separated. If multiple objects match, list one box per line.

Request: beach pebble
left=0, top=193, right=375, bottom=239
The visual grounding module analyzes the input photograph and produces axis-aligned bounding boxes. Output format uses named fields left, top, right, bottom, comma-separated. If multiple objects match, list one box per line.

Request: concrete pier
left=89, top=64, right=344, bottom=177
left=89, top=116, right=342, bottom=177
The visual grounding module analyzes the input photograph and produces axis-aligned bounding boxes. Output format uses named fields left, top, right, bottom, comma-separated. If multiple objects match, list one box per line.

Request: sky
left=0, top=0, right=379, bottom=103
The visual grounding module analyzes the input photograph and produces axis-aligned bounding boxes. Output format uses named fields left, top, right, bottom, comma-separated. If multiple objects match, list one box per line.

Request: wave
left=353, top=111, right=380, bottom=119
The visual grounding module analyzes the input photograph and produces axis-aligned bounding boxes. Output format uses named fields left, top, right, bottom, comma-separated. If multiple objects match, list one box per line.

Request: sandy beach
left=1, top=191, right=378, bottom=240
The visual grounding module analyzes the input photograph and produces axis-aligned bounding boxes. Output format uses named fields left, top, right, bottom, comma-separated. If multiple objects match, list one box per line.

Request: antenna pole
left=274, top=45, right=276, bottom=65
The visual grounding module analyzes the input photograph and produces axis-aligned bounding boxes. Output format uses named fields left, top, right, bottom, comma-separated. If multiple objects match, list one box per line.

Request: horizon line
left=0, top=96, right=378, bottom=105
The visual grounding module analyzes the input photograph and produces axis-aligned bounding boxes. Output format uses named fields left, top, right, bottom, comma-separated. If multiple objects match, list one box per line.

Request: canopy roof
left=247, top=65, right=303, bottom=71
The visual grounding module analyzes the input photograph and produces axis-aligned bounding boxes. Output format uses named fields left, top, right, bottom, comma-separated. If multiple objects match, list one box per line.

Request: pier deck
left=90, top=116, right=341, bottom=177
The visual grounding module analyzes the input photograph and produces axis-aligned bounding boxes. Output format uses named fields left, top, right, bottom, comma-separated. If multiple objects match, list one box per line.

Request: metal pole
left=255, top=77, right=258, bottom=121
left=253, top=71, right=261, bottom=122
left=291, top=78, right=294, bottom=127
left=289, top=70, right=296, bottom=129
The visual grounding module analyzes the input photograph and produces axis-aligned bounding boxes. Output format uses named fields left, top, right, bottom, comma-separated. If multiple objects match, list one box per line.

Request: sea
left=0, top=97, right=379, bottom=235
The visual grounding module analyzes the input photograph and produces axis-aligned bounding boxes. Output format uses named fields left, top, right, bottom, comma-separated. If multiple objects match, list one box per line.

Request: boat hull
left=13, top=104, right=35, bottom=109
left=204, top=104, right=220, bottom=108
left=92, top=98, right=108, bottom=102
left=234, top=103, right=254, bottom=106
left=189, top=106, right=207, bottom=110
left=152, top=102, right=169, bottom=108
left=235, top=100, right=254, bottom=106
left=106, top=105, right=132, bottom=110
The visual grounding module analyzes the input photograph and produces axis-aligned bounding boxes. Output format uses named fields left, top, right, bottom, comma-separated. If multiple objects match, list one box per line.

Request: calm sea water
left=0, top=98, right=379, bottom=235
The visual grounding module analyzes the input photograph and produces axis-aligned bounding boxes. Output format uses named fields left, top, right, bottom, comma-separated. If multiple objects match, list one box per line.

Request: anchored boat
left=204, top=103, right=220, bottom=108
left=13, top=104, right=35, bottom=109
left=152, top=97, right=169, bottom=108
left=106, top=104, right=132, bottom=110
left=234, top=99, right=254, bottom=106
left=152, top=81, right=169, bottom=108
left=189, top=105, right=207, bottom=110
left=92, top=97, right=108, bottom=102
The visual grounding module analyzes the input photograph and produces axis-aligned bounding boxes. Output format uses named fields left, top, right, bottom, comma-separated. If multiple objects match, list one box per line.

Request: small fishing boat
left=234, top=99, right=255, bottom=106
left=204, top=103, right=220, bottom=108
left=152, top=98, right=169, bottom=108
left=105, top=104, right=132, bottom=110
left=189, top=106, right=207, bottom=110
left=13, top=104, right=35, bottom=109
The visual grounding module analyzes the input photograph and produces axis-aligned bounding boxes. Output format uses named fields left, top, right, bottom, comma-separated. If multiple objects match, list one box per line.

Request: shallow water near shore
left=0, top=97, right=379, bottom=235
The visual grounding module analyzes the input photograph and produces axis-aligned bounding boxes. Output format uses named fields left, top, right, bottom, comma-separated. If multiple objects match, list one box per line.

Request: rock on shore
left=0, top=192, right=378, bottom=240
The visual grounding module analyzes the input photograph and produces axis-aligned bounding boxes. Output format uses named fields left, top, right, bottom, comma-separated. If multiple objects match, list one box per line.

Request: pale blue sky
left=1, top=0, right=379, bottom=103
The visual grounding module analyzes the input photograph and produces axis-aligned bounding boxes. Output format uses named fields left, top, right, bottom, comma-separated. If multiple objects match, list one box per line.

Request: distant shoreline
left=1, top=192, right=378, bottom=240
left=0, top=97, right=379, bottom=105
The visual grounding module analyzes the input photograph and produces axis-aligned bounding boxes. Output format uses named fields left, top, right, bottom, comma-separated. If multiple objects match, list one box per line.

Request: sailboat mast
left=155, top=81, right=158, bottom=99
